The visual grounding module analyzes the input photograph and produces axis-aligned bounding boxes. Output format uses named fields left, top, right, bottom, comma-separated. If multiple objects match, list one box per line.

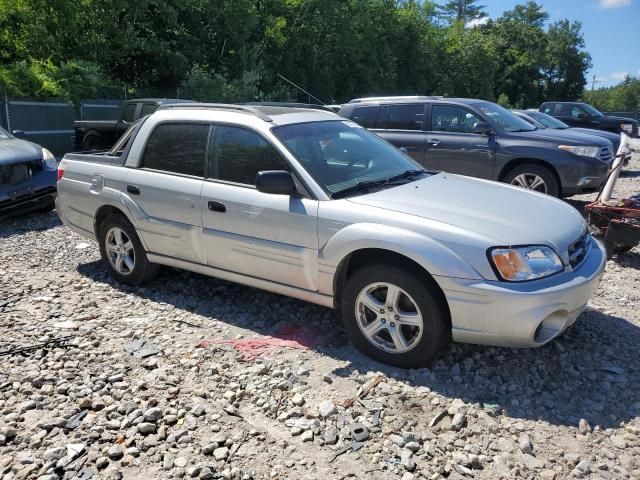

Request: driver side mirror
left=471, top=122, right=492, bottom=135
left=12, top=130, right=26, bottom=139
left=255, top=170, right=296, bottom=195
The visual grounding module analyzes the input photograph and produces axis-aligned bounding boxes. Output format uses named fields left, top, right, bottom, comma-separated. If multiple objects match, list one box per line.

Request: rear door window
left=541, top=103, right=555, bottom=115
left=209, top=126, right=289, bottom=185
left=351, top=106, right=380, bottom=128
left=141, top=123, right=209, bottom=177
left=431, top=105, right=482, bottom=133
left=386, top=104, right=425, bottom=130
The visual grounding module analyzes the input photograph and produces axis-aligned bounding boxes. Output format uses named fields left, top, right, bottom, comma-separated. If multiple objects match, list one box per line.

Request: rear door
left=200, top=125, right=319, bottom=290
left=374, top=104, right=427, bottom=164
left=424, top=104, right=494, bottom=178
left=123, top=122, right=207, bottom=263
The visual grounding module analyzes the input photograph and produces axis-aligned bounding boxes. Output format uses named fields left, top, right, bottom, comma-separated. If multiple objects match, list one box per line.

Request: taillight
left=57, top=166, right=64, bottom=181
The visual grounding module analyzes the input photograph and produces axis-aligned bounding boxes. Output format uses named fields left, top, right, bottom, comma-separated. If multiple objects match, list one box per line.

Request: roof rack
left=347, top=95, right=446, bottom=104
left=242, top=102, right=333, bottom=112
left=157, top=103, right=272, bottom=122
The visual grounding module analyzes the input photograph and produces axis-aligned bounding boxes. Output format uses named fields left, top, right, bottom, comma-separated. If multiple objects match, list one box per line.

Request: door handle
left=126, top=184, right=140, bottom=195
left=208, top=200, right=226, bottom=213
left=427, top=139, right=441, bottom=146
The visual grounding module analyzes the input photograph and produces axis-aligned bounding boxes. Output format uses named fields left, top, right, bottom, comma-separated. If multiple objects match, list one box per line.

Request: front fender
left=318, top=223, right=482, bottom=296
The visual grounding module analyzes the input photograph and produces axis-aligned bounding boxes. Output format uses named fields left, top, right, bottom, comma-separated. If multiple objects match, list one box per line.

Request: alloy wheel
left=510, top=173, right=548, bottom=193
left=105, top=227, right=135, bottom=275
left=355, top=282, right=424, bottom=354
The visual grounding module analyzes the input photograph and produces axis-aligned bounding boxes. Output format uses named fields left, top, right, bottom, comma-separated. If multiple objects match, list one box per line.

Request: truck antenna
left=276, top=74, right=325, bottom=105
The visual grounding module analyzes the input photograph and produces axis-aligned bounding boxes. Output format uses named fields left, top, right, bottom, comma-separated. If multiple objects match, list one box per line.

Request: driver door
left=200, top=125, right=319, bottom=291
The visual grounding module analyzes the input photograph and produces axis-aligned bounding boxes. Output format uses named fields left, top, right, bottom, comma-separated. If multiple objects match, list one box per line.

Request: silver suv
left=56, top=104, right=606, bottom=367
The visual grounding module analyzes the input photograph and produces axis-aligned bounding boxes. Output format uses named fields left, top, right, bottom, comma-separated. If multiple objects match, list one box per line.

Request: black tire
left=340, top=261, right=450, bottom=368
left=503, top=164, right=560, bottom=197
left=82, top=132, right=101, bottom=150
left=98, top=213, right=159, bottom=285
left=605, top=241, right=635, bottom=256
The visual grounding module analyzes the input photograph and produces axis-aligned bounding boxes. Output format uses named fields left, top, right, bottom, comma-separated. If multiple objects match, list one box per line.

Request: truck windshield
left=581, top=103, right=604, bottom=117
left=476, top=102, right=537, bottom=132
left=529, top=111, right=570, bottom=129
left=273, top=120, right=428, bottom=197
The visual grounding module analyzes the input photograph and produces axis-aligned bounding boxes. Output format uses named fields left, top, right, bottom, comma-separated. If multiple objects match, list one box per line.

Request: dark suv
left=540, top=101, right=638, bottom=137
left=339, top=97, right=613, bottom=197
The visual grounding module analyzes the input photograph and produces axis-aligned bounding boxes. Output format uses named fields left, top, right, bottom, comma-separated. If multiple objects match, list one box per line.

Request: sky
left=481, top=0, right=640, bottom=88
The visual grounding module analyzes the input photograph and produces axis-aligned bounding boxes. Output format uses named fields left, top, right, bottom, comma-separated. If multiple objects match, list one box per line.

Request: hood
left=600, top=115, right=638, bottom=125
left=0, top=138, right=43, bottom=165
left=569, top=128, right=620, bottom=148
left=347, top=173, right=585, bottom=260
left=517, top=128, right=611, bottom=147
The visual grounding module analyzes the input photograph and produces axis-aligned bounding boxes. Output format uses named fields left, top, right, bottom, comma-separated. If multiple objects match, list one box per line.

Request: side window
left=386, top=104, right=424, bottom=130
left=140, top=103, right=157, bottom=117
left=431, top=105, right=482, bottom=133
left=559, top=104, right=573, bottom=116
left=210, top=126, right=288, bottom=185
left=570, top=106, right=587, bottom=119
left=123, top=103, right=137, bottom=123
left=351, top=106, right=380, bottom=128
left=141, top=123, right=209, bottom=176
left=542, top=103, right=554, bottom=115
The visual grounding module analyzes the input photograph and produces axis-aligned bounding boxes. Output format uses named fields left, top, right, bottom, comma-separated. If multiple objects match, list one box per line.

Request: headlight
left=558, top=145, right=600, bottom=158
left=620, top=123, right=633, bottom=134
left=489, top=245, right=563, bottom=282
left=42, top=148, right=57, bottom=169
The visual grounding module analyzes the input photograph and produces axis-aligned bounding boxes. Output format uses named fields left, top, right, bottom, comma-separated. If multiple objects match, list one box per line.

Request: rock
left=301, top=430, right=314, bottom=442
left=390, top=434, right=406, bottom=448
left=213, top=447, right=229, bottom=461
left=610, top=435, right=627, bottom=449
left=291, top=393, right=305, bottom=407
left=571, top=459, right=590, bottom=478
left=107, top=445, right=124, bottom=460
left=16, top=451, right=36, bottom=464
left=405, top=441, right=420, bottom=453
left=138, top=422, right=156, bottom=435
left=578, top=419, right=591, bottom=434
left=324, top=426, right=338, bottom=445
left=143, top=407, right=163, bottom=422
left=43, top=447, right=66, bottom=463
left=451, top=412, right=466, bottom=431
left=522, top=453, right=545, bottom=470
left=400, top=449, right=416, bottom=472
left=318, top=400, right=337, bottom=418
left=199, top=467, right=216, bottom=479
left=518, top=434, right=533, bottom=455
left=96, top=457, right=109, bottom=469
left=496, top=437, right=516, bottom=453
left=174, top=457, right=188, bottom=468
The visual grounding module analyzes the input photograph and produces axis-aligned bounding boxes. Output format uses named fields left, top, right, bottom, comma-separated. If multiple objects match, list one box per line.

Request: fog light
left=577, top=176, right=599, bottom=187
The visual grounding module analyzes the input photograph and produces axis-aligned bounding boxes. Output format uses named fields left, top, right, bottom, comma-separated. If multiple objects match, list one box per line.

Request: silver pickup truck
left=56, top=104, right=606, bottom=367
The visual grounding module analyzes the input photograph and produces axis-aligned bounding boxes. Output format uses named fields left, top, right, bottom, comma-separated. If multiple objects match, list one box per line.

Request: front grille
left=599, top=146, right=613, bottom=163
left=0, top=160, right=43, bottom=186
left=568, top=231, right=591, bottom=270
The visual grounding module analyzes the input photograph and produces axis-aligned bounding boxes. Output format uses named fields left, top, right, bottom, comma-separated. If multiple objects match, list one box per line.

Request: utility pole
left=589, top=75, right=602, bottom=101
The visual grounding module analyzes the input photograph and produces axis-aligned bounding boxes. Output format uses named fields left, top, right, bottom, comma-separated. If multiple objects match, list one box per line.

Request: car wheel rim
left=105, top=227, right=135, bottom=275
left=511, top=173, right=547, bottom=193
left=355, top=282, right=423, bottom=354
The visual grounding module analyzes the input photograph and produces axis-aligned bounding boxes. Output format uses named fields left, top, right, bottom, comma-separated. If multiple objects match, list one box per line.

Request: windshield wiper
left=330, top=169, right=427, bottom=199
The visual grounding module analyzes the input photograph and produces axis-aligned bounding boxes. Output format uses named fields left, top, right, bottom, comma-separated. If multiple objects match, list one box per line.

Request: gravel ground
left=1, top=154, right=639, bottom=480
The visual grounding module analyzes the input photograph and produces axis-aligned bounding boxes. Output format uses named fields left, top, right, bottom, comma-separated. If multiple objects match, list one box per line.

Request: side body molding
left=317, top=223, right=482, bottom=296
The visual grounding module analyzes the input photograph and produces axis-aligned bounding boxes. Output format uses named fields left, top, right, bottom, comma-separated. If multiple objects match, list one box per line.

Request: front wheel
left=340, top=262, right=450, bottom=368
left=503, top=164, right=560, bottom=197
left=98, top=214, right=159, bottom=285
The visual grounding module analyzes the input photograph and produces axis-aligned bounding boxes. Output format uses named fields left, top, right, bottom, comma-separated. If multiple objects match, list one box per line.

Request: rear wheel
left=340, top=262, right=450, bottom=368
left=504, top=164, right=560, bottom=197
left=98, top=214, right=159, bottom=285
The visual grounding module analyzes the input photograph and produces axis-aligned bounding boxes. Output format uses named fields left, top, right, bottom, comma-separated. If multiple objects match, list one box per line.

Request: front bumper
left=435, top=237, right=606, bottom=348
left=0, top=186, right=57, bottom=219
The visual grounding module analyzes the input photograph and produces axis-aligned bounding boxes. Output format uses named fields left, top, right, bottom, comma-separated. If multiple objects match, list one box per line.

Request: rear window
left=386, top=104, right=424, bottom=130
left=350, top=106, right=380, bottom=128
left=140, top=103, right=157, bottom=117
left=141, top=123, right=209, bottom=177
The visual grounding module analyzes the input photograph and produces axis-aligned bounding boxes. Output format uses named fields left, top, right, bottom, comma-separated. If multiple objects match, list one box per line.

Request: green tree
left=436, top=0, right=486, bottom=23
